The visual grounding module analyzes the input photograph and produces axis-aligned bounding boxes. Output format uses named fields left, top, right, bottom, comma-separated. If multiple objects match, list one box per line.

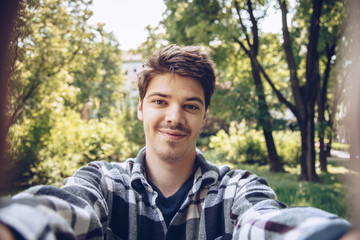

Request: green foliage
left=19, top=107, right=143, bottom=187
left=161, top=0, right=348, bottom=180
left=237, top=162, right=351, bottom=219
left=8, top=0, right=95, bottom=127
left=5, top=0, right=144, bottom=190
left=332, top=142, right=349, bottom=152
left=208, top=122, right=301, bottom=166
left=71, top=27, right=125, bottom=119
left=114, top=104, right=146, bottom=153
left=274, top=130, right=301, bottom=167
left=137, top=25, right=169, bottom=58
left=208, top=122, right=268, bottom=164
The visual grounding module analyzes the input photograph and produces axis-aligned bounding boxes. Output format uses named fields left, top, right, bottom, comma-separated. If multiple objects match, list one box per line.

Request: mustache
left=157, top=124, right=191, bottom=135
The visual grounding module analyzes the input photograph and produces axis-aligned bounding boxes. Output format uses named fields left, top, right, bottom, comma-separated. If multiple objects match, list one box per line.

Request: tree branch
left=305, top=0, right=323, bottom=103
left=257, top=59, right=298, bottom=118
left=234, top=1, right=253, bottom=51
left=246, top=0, right=258, bottom=54
left=278, top=0, right=305, bottom=118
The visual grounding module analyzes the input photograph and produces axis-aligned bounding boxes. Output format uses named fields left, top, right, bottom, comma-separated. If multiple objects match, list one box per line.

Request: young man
left=0, top=45, right=353, bottom=239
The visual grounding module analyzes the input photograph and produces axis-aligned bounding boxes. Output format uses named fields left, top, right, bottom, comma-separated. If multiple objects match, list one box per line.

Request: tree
left=4, top=0, right=95, bottom=182
left=7, top=0, right=94, bottom=131
left=163, top=0, right=284, bottom=172
left=342, top=0, right=360, bottom=225
left=238, top=0, right=344, bottom=181
left=273, top=0, right=344, bottom=180
left=71, top=25, right=125, bottom=119
left=336, top=0, right=360, bottom=161
left=137, top=25, right=169, bottom=58
left=162, top=0, right=345, bottom=181
left=0, top=0, right=21, bottom=194
left=4, top=0, right=141, bottom=190
left=6, top=0, right=121, bottom=185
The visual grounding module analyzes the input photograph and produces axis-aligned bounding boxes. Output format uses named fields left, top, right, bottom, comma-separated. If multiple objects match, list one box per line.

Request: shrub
left=23, top=108, right=142, bottom=187
left=209, top=122, right=268, bottom=165
left=273, top=131, right=301, bottom=167
left=209, top=121, right=301, bottom=167
left=331, top=142, right=349, bottom=151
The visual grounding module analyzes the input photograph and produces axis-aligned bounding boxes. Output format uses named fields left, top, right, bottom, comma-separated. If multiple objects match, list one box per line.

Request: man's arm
left=0, top=161, right=114, bottom=239
left=230, top=172, right=352, bottom=239
left=0, top=223, right=15, bottom=240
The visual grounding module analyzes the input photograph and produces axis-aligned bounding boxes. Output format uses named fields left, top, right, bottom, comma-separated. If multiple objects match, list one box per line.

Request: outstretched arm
left=0, top=223, right=15, bottom=240
left=0, top=161, right=116, bottom=239
left=229, top=172, right=351, bottom=239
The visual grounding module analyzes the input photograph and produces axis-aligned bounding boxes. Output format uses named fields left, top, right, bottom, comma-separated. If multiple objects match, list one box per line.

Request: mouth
left=158, top=128, right=189, bottom=141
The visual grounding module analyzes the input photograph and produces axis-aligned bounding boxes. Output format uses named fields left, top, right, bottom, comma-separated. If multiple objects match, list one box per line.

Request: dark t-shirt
left=148, top=173, right=194, bottom=226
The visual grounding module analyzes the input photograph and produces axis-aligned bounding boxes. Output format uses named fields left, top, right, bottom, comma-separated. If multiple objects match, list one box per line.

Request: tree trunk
left=298, top=0, right=323, bottom=182
left=317, top=42, right=336, bottom=172
left=299, top=122, right=308, bottom=180
left=325, top=136, right=332, bottom=157
left=299, top=107, right=319, bottom=182
left=0, top=0, right=21, bottom=195
left=319, top=136, right=327, bottom=172
left=318, top=89, right=328, bottom=172
left=251, top=61, right=283, bottom=172
left=306, top=107, right=319, bottom=182
left=233, top=0, right=283, bottom=172
left=264, top=129, right=283, bottom=172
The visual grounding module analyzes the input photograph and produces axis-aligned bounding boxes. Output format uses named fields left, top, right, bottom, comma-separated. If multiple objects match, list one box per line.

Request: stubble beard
left=144, top=122, right=198, bottom=163
left=154, top=127, right=196, bottom=163
left=157, top=140, right=188, bottom=163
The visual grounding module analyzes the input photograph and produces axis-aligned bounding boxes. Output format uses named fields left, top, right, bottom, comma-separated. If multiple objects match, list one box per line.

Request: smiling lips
left=157, top=126, right=190, bottom=141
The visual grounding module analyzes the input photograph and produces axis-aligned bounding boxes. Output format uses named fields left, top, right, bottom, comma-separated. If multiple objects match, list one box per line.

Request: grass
left=244, top=162, right=351, bottom=220
left=205, top=151, right=353, bottom=220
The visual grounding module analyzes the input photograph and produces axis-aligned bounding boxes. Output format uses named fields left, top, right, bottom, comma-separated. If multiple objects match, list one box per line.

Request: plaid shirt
left=0, top=148, right=351, bottom=239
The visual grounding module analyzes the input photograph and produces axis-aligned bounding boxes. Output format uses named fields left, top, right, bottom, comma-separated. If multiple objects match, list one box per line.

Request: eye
left=152, top=99, right=166, bottom=105
left=184, top=104, right=199, bottom=111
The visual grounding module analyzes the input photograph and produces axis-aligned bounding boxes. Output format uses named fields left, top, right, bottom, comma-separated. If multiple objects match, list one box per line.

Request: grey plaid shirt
left=0, top=148, right=351, bottom=239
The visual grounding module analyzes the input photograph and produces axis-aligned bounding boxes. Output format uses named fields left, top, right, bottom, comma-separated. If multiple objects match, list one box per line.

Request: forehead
left=145, top=73, right=205, bottom=100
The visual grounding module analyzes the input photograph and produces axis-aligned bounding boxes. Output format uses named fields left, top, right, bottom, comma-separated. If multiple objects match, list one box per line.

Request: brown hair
left=137, top=44, right=216, bottom=109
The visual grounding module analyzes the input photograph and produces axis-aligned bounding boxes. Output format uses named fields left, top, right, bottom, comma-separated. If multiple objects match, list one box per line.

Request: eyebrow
left=146, top=92, right=204, bottom=106
left=186, top=97, right=204, bottom=106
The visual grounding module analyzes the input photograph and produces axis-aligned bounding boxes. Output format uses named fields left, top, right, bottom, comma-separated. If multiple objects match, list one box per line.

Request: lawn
left=243, top=162, right=351, bottom=220
left=206, top=154, right=354, bottom=220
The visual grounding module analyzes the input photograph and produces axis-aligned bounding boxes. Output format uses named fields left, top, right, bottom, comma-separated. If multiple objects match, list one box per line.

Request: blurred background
left=0, top=0, right=359, bottom=225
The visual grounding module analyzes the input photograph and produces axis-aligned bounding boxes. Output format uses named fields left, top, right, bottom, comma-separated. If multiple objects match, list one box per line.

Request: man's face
left=138, top=73, right=207, bottom=163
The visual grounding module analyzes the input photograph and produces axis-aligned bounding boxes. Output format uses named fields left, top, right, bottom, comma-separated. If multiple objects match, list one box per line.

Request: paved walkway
left=329, top=150, right=350, bottom=161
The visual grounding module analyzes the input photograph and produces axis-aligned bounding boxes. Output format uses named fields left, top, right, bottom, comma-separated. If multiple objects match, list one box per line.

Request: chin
left=157, top=146, right=195, bottom=163
left=157, top=150, right=184, bottom=163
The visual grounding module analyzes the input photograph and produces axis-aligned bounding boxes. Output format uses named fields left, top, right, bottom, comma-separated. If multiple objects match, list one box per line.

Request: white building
left=121, top=51, right=143, bottom=107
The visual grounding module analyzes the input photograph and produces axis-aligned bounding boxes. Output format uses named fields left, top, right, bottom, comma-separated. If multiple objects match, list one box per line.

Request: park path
left=329, top=150, right=350, bottom=161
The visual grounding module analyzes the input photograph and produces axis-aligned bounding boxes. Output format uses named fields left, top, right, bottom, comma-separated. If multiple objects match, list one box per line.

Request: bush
left=273, top=131, right=301, bottom=167
left=12, top=107, right=143, bottom=187
left=332, top=142, right=349, bottom=152
left=209, top=122, right=268, bottom=165
left=208, top=121, right=301, bottom=167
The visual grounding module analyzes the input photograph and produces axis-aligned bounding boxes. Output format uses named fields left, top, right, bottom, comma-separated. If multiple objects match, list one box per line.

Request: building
left=121, top=51, right=143, bottom=107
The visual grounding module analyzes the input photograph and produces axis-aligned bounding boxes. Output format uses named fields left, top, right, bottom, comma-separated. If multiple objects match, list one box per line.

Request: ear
left=201, top=110, right=208, bottom=127
left=137, top=99, right=143, bottom=120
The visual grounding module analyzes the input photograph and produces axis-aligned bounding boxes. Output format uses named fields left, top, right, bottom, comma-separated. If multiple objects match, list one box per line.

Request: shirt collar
left=128, top=147, right=220, bottom=194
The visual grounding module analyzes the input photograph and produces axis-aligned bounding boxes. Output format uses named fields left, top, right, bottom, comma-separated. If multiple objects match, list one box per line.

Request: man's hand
left=340, top=229, right=360, bottom=240
left=0, top=223, right=15, bottom=240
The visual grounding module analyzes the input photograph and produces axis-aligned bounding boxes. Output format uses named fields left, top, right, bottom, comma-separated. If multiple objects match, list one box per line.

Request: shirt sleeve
left=230, top=172, right=351, bottom=240
left=0, top=161, right=113, bottom=240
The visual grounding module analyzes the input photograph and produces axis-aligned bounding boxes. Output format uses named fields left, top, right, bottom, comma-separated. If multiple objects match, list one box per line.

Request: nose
left=165, top=104, right=185, bottom=125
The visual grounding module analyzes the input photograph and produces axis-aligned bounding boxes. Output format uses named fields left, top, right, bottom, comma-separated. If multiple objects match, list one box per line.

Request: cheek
left=191, top=117, right=206, bottom=132
left=142, top=109, right=163, bottom=126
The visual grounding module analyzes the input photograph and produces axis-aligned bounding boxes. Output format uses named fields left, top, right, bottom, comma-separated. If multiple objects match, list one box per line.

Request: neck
left=145, top=151, right=196, bottom=198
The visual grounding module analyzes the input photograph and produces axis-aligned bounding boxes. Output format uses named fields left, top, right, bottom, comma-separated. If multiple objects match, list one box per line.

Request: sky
left=89, top=0, right=283, bottom=51
left=89, top=0, right=166, bottom=50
